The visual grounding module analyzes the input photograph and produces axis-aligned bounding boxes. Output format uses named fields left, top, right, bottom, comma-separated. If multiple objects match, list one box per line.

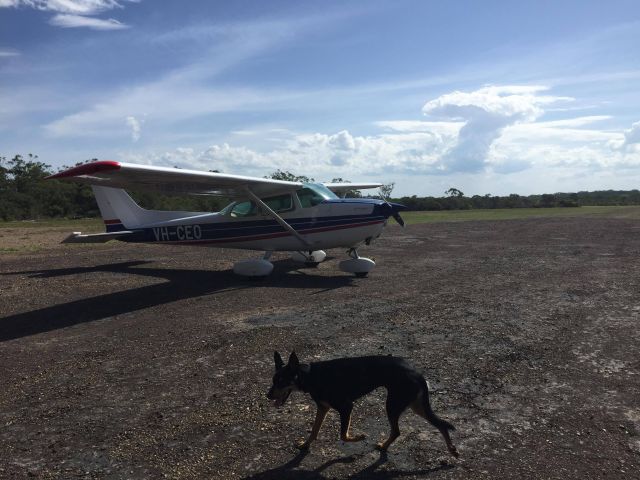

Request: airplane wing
left=322, top=182, right=382, bottom=194
left=47, top=161, right=303, bottom=198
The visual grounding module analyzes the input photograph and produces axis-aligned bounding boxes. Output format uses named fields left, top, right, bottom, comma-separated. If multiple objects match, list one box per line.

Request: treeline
left=2, top=154, right=640, bottom=221
left=392, top=189, right=640, bottom=211
left=0, top=155, right=228, bottom=221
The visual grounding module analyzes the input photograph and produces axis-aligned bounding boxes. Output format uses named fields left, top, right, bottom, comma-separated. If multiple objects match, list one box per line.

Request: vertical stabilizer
left=91, top=186, right=210, bottom=231
left=92, top=186, right=148, bottom=231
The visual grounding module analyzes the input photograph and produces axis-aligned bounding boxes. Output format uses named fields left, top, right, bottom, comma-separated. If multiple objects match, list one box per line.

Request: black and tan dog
left=267, top=351, right=458, bottom=456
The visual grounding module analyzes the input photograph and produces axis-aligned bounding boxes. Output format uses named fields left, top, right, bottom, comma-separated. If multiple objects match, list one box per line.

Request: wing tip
left=47, top=160, right=121, bottom=180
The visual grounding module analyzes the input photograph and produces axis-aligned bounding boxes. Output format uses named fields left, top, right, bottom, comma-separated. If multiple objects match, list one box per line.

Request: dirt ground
left=1, top=214, right=639, bottom=479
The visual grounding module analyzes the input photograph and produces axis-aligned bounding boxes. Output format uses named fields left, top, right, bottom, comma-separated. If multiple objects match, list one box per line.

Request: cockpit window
left=225, top=193, right=294, bottom=217
left=229, top=200, right=257, bottom=217
left=263, top=193, right=293, bottom=213
left=296, top=188, right=323, bottom=208
left=296, top=183, right=338, bottom=208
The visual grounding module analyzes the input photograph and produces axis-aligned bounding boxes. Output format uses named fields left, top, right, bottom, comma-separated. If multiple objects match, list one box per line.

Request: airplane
left=47, top=161, right=407, bottom=277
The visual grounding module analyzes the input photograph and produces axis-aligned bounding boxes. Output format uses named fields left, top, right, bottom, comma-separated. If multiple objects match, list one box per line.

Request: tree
left=445, top=188, right=464, bottom=197
left=267, top=170, right=314, bottom=183
left=379, top=182, right=395, bottom=199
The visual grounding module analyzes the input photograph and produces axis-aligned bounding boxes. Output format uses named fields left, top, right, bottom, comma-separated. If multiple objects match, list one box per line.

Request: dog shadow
left=241, top=449, right=454, bottom=480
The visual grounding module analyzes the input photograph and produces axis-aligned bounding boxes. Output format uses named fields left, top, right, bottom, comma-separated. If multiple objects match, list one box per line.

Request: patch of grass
left=0, top=218, right=103, bottom=231
left=0, top=245, right=43, bottom=253
left=402, top=206, right=640, bottom=225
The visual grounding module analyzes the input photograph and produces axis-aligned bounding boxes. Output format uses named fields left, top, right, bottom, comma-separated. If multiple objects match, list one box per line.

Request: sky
left=1, top=0, right=640, bottom=197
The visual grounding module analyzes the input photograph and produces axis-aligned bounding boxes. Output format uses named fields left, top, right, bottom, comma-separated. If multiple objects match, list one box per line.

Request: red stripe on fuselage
left=104, top=219, right=122, bottom=225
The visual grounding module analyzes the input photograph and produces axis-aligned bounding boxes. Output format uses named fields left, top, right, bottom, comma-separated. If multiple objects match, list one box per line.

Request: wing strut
left=245, top=187, right=311, bottom=248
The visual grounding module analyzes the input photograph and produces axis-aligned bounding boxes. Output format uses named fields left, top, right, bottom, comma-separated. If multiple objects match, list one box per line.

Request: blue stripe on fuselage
left=114, top=198, right=391, bottom=242
left=123, top=213, right=385, bottom=243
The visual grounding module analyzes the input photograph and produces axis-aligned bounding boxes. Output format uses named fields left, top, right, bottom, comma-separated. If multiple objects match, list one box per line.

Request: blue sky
left=1, top=0, right=640, bottom=196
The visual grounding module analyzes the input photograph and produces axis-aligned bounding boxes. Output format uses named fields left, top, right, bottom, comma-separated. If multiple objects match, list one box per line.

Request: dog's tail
left=420, top=378, right=459, bottom=457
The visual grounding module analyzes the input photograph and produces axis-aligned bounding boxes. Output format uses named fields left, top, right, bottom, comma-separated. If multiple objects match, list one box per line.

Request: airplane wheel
left=355, top=272, right=368, bottom=278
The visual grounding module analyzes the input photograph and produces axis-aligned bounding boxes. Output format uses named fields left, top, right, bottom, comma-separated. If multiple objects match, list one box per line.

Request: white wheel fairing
left=233, top=259, right=274, bottom=277
left=338, top=257, right=376, bottom=275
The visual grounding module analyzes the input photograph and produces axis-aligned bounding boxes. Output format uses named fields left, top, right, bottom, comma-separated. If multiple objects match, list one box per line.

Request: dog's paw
left=375, top=442, right=388, bottom=451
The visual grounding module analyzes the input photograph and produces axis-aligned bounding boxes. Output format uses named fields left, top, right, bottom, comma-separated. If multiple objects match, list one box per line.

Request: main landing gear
left=290, top=250, right=327, bottom=267
left=339, top=248, right=375, bottom=278
left=233, top=249, right=375, bottom=278
left=233, top=251, right=274, bottom=277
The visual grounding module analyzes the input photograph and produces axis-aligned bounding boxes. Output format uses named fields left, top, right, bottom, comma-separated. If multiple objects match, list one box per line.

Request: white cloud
left=49, top=13, right=128, bottom=29
left=40, top=70, right=640, bottom=191
left=422, top=85, right=573, bottom=173
left=604, top=120, right=640, bottom=152
left=375, top=120, right=463, bottom=135
left=116, top=103, right=640, bottom=194
left=125, top=115, right=141, bottom=141
left=2, top=0, right=134, bottom=29
left=623, top=121, right=640, bottom=148
left=2, top=0, right=127, bottom=14
left=0, top=48, right=20, bottom=57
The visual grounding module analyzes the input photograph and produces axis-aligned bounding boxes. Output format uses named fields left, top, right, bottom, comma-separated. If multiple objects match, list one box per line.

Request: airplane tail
left=91, top=186, right=207, bottom=231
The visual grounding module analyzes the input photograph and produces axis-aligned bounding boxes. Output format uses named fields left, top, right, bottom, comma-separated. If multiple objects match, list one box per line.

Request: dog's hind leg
left=410, top=383, right=459, bottom=457
left=298, top=402, right=330, bottom=450
left=338, top=403, right=366, bottom=442
left=376, top=391, right=411, bottom=451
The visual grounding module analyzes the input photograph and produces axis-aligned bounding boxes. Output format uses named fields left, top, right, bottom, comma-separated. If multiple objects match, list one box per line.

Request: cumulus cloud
left=124, top=108, right=640, bottom=189
left=121, top=127, right=451, bottom=181
left=605, top=120, right=640, bottom=152
left=422, top=85, right=572, bottom=173
left=2, top=0, right=134, bottom=29
left=623, top=121, right=640, bottom=148
left=47, top=80, right=640, bottom=185
left=125, top=115, right=141, bottom=141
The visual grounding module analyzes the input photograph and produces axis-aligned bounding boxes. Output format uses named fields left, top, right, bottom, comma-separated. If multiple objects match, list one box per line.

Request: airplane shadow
left=0, top=259, right=355, bottom=342
left=242, top=449, right=454, bottom=480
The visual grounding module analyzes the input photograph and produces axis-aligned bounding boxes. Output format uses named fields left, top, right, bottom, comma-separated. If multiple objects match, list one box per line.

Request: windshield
left=306, top=183, right=338, bottom=199
left=296, top=183, right=338, bottom=208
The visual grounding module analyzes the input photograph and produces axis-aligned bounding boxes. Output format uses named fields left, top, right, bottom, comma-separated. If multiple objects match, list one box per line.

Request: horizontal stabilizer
left=62, top=231, right=137, bottom=244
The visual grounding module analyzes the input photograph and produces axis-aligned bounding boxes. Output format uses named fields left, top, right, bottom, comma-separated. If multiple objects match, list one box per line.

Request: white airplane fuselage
left=110, top=198, right=392, bottom=251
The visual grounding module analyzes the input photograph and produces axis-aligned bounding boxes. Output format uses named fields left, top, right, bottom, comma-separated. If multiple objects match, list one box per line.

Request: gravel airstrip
left=1, top=212, right=639, bottom=479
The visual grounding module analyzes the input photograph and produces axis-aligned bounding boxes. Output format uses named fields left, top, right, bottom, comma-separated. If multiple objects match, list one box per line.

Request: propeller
left=378, top=190, right=407, bottom=227
left=392, top=209, right=405, bottom=227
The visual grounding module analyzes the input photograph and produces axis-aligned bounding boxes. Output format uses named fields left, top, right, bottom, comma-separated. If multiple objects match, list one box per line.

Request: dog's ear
left=288, top=351, right=300, bottom=369
left=274, top=351, right=284, bottom=370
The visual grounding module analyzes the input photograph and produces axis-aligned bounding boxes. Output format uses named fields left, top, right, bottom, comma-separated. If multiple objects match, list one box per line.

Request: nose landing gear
left=339, top=248, right=375, bottom=277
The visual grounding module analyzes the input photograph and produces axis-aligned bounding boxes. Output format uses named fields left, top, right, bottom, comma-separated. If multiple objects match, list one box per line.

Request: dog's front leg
left=297, top=403, right=329, bottom=450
